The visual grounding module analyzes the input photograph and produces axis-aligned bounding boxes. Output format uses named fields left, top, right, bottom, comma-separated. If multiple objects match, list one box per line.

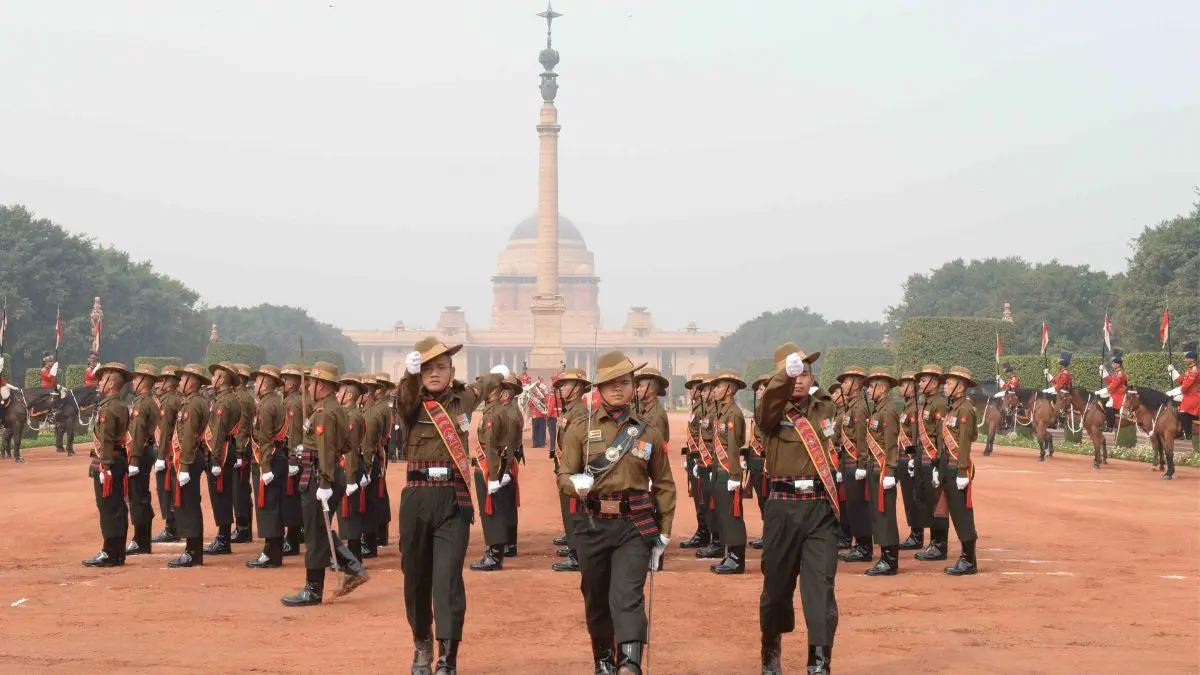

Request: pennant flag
left=55, top=307, right=63, bottom=351
left=1160, top=307, right=1170, bottom=349
left=1040, top=322, right=1049, bottom=355
left=0, top=296, right=7, bottom=350
left=1103, top=314, right=1113, bottom=353
left=995, top=333, right=1002, bottom=363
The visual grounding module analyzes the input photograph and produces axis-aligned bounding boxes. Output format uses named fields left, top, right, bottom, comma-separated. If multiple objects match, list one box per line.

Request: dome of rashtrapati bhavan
left=343, top=215, right=726, bottom=384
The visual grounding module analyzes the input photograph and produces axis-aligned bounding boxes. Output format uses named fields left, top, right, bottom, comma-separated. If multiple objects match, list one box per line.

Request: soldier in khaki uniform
left=467, top=372, right=514, bottom=572
left=359, top=373, right=387, bottom=558
left=280, top=364, right=308, bottom=556
left=836, top=367, right=874, bottom=564
left=247, top=364, right=288, bottom=569
left=912, top=365, right=951, bottom=563
left=500, top=373, right=526, bottom=557
left=396, top=337, right=488, bottom=674
left=633, top=367, right=670, bottom=571
left=745, top=374, right=770, bottom=549
left=551, top=368, right=591, bottom=573
left=370, top=371, right=396, bottom=550
left=826, top=385, right=853, bottom=551
left=152, top=366, right=184, bottom=544
left=337, top=373, right=370, bottom=563
left=758, top=343, right=839, bottom=675
left=280, top=362, right=369, bottom=607
left=695, top=376, right=725, bottom=560
left=678, top=373, right=712, bottom=551
left=167, top=364, right=212, bottom=568
left=940, top=367, right=980, bottom=576
left=82, top=362, right=133, bottom=568
left=124, top=364, right=160, bottom=556
left=558, top=350, right=675, bottom=675
left=231, top=363, right=257, bottom=544
left=896, top=371, right=923, bottom=550
left=862, top=368, right=901, bottom=576
left=707, top=368, right=749, bottom=575
left=203, top=362, right=243, bottom=555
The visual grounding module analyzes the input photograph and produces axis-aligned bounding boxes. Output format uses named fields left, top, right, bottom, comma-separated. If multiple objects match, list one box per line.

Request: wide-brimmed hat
left=159, top=365, right=182, bottom=380
left=684, top=373, right=708, bottom=390
left=338, top=373, right=365, bottom=392
left=179, top=363, right=213, bottom=384
left=917, top=364, right=945, bottom=381
left=309, top=361, right=341, bottom=385
left=826, top=383, right=842, bottom=395
left=414, top=336, right=462, bottom=365
left=751, top=373, right=771, bottom=391
left=501, top=373, right=524, bottom=394
left=898, top=370, right=917, bottom=383
left=208, top=361, right=240, bottom=382
left=234, top=363, right=253, bottom=381
left=95, top=362, right=132, bottom=381
left=553, top=368, right=592, bottom=392
left=863, top=367, right=899, bottom=388
left=709, top=368, right=746, bottom=390
left=374, top=372, right=394, bottom=389
left=477, top=372, right=505, bottom=400
left=280, top=363, right=304, bottom=378
left=772, top=342, right=820, bottom=370
left=359, top=373, right=379, bottom=387
left=131, top=363, right=160, bottom=381
left=251, top=364, right=284, bottom=385
left=836, top=366, right=868, bottom=384
left=944, top=366, right=977, bottom=388
left=635, top=367, right=670, bottom=394
left=593, top=350, right=646, bottom=386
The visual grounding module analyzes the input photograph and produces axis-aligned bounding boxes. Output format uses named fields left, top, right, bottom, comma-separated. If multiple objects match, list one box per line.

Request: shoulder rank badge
left=726, top=421, right=734, bottom=430
left=820, top=418, right=835, bottom=438
left=587, top=429, right=604, bottom=443
left=869, top=418, right=880, bottom=431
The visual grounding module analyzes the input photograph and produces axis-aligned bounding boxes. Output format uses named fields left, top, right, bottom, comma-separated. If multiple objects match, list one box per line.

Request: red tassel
left=708, top=496, right=715, bottom=511
left=485, top=494, right=494, bottom=516
left=341, top=495, right=349, bottom=518
left=123, top=471, right=129, bottom=499
left=732, top=488, right=742, bottom=518
left=966, top=482, right=973, bottom=509
left=175, top=475, right=182, bottom=507
left=514, top=480, right=521, bottom=508
left=761, top=473, right=767, bottom=495
left=838, top=482, right=845, bottom=500
left=878, top=478, right=886, bottom=514
left=102, top=472, right=113, bottom=498
left=358, top=487, right=367, bottom=511
left=257, top=480, right=266, bottom=508
left=216, top=472, right=224, bottom=494
left=378, top=475, right=386, bottom=498
left=569, top=497, right=577, bottom=515
left=287, top=476, right=295, bottom=496
left=863, top=479, right=869, bottom=501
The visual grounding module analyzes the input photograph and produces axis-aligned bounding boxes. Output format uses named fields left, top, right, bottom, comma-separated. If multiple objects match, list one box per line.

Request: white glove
left=1045, top=370, right=1054, bottom=384
left=288, top=464, right=299, bottom=477
left=1168, top=365, right=1180, bottom=380
left=906, top=459, right=915, bottom=477
left=347, top=482, right=359, bottom=496
left=692, top=464, right=699, bottom=478
left=154, top=459, right=166, bottom=472
left=649, top=534, right=669, bottom=571
left=932, top=468, right=941, bottom=489
left=487, top=479, right=502, bottom=494
left=784, top=353, right=805, bottom=378
left=835, top=471, right=843, bottom=483
left=995, top=375, right=1004, bottom=387
left=500, top=473, right=512, bottom=487
left=1042, top=386, right=1055, bottom=394
left=1043, top=368, right=1051, bottom=378
left=178, top=471, right=191, bottom=486
left=316, top=487, right=334, bottom=507
left=854, top=468, right=866, bottom=480
left=739, top=457, right=748, bottom=470
left=1166, top=386, right=1182, bottom=398
left=262, top=471, right=275, bottom=485
left=405, top=351, right=422, bottom=375
left=98, top=469, right=108, bottom=484
left=1099, top=365, right=1109, bottom=377
left=1095, top=387, right=1110, bottom=399
left=569, top=473, right=594, bottom=498
left=50, top=362, right=59, bottom=377
left=795, top=479, right=814, bottom=492
left=681, top=459, right=687, bottom=471
left=0, top=356, right=5, bottom=373
left=234, top=457, right=244, bottom=468
left=302, top=419, right=312, bottom=434
left=956, top=476, right=970, bottom=490
left=726, top=479, right=739, bottom=492
left=128, top=465, right=140, bottom=477
left=489, top=364, right=511, bottom=378
left=808, top=385, right=820, bottom=395
left=211, top=465, right=223, bottom=477
left=359, top=474, right=370, bottom=488
left=883, top=476, right=896, bottom=490
left=992, top=391, right=1005, bottom=399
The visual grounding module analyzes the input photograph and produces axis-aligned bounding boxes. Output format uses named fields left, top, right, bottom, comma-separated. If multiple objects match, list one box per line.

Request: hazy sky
left=2, top=1, right=1196, bottom=335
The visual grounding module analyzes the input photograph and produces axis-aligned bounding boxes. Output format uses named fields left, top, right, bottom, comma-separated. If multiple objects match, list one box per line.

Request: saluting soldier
left=757, top=343, right=839, bottom=675
left=551, top=368, right=591, bottom=573
left=124, top=364, right=161, bottom=556
left=167, top=364, right=212, bottom=568
left=862, top=368, right=901, bottom=576
left=836, top=367, right=874, bottom=564
left=939, top=366, right=980, bottom=576
left=281, top=362, right=369, bottom=607
left=558, top=350, right=675, bottom=675
left=231, top=363, right=257, bottom=544
left=706, top=368, right=748, bottom=575
left=745, top=373, right=770, bottom=550
left=152, top=366, right=184, bottom=544
left=204, top=362, right=243, bottom=555
left=679, top=373, right=712, bottom=551
left=912, top=365, right=951, bottom=563
left=501, top=373, right=527, bottom=557
left=634, top=367, right=670, bottom=571
left=82, top=362, right=133, bottom=568
left=394, top=337, right=487, bottom=674
left=280, top=364, right=308, bottom=556
left=247, top=364, right=288, bottom=569
left=896, top=371, right=924, bottom=551
left=468, top=372, right=515, bottom=572
left=336, top=373, right=370, bottom=563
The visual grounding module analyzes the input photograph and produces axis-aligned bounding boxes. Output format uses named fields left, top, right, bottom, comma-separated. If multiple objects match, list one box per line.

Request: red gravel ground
left=0, top=414, right=1197, bottom=674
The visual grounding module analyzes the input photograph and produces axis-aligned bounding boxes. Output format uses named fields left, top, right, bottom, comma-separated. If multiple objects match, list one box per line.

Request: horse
left=970, top=392, right=1004, bottom=456
left=1124, top=387, right=1181, bottom=480
left=1013, top=388, right=1058, bottom=461
left=1057, top=388, right=1109, bottom=469
left=0, top=388, right=29, bottom=463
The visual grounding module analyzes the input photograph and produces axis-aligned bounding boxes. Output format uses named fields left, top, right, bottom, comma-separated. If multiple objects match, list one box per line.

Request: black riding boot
left=679, top=528, right=710, bottom=549
left=915, top=528, right=948, bottom=561
left=552, top=549, right=581, bottom=572
left=247, top=537, right=283, bottom=568
left=616, top=641, right=643, bottom=674
left=695, top=531, right=724, bottom=559
left=283, top=527, right=302, bottom=556
left=411, top=634, right=434, bottom=675
left=866, top=545, right=899, bottom=576
left=711, top=545, right=746, bottom=574
left=152, top=524, right=179, bottom=543
left=945, top=539, right=978, bottom=576
left=434, top=639, right=459, bottom=675
left=361, top=532, right=378, bottom=559
left=469, top=546, right=503, bottom=572
left=749, top=536, right=764, bottom=550
left=168, top=537, right=204, bottom=568
left=898, top=528, right=924, bottom=550
left=281, top=567, right=324, bottom=607
left=205, top=525, right=232, bottom=555
left=231, top=522, right=252, bottom=543
left=807, top=645, right=832, bottom=674
left=591, top=636, right=616, bottom=675
left=553, top=533, right=568, bottom=546
left=839, top=535, right=873, bottom=562
left=761, top=632, right=782, bottom=675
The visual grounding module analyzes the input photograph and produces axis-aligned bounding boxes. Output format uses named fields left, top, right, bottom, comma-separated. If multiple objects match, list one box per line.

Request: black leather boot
left=247, top=537, right=284, bottom=568
left=205, top=527, right=232, bottom=555
left=361, top=533, right=378, bottom=559
left=616, top=641, right=643, bottom=674
left=411, top=635, right=434, bottom=675
left=82, top=547, right=123, bottom=568
left=434, top=639, right=458, bottom=674
left=168, top=538, right=204, bottom=568
left=695, top=539, right=724, bottom=559
left=915, top=529, right=948, bottom=561
left=866, top=546, right=899, bottom=576
left=945, top=539, right=978, bottom=576
left=807, top=645, right=832, bottom=674
left=837, top=533, right=853, bottom=550
left=281, top=568, right=324, bottom=607
left=711, top=545, right=746, bottom=574
left=503, top=544, right=518, bottom=558
left=553, top=533, right=568, bottom=546
left=377, top=526, right=389, bottom=547
left=152, top=525, right=179, bottom=543
left=283, top=529, right=301, bottom=556
left=231, top=523, right=252, bottom=543
left=761, top=632, right=782, bottom=675
left=679, top=529, right=710, bottom=549
left=749, top=537, right=764, bottom=550
left=591, top=636, right=616, bottom=675
left=124, top=539, right=148, bottom=556
left=469, top=546, right=503, bottom=571
left=552, top=549, right=581, bottom=572
left=898, top=528, right=924, bottom=550
left=839, top=536, right=874, bottom=562
left=556, top=547, right=572, bottom=557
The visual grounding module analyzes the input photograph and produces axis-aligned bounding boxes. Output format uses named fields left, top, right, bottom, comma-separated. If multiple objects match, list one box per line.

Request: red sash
left=940, top=421, right=974, bottom=508
left=686, top=426, right=714, bottom=466
left=711, top=420, right=740, bottom=517
left=917, top=413, right=939, bottom=461
left=783, top=410, right=841, bottom=521
left=473, top=421, right=495, bottom=516
left=839, top=424, right=860, bottom=462
left=865, top=430, right=888, bottom=513
left=749, top=422, right=764, bottom=457
left=898, top=415, right=913, bottom=449
left=423, top=400, right=474, bottom=509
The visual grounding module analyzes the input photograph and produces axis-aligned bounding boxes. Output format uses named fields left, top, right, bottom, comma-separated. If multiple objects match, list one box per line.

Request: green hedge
left=135, top=356, right=182, bottom=371
left=205, top=342, right=267, bottom=368
left=1, top=352, right=10, bottom=380
left=1121, top=351, right=1186, bottom=392
left=896, top=317, right=1017, bottom=383
left=287, top=349, right=345, bottom=371
left=820, top=346, right=895, bottom=386
left=1001, top=352, right=1183, bottom=393
left=24, top=367, right=40, bottom=388
left=63, top=364, right=87, bottom=389
left=742, top=357, right=775, bottom=381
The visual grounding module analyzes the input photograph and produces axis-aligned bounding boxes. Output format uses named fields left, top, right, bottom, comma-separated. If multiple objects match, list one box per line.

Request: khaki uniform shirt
left=208, top=388, right=242, bottom=451
left=842, top=394, right=870, bottom=470
left=866, top=397, right=900, bottom=476
left=253, top=392, right=286, bottom=470
left=156, top=390, right=182, bottom=450
left=237, top=388, right=256, bottom=452
left=555, top=396, right=588, bottom=462
left=396, top=375, right=481, bottom=466
left=303, top=392, right=349, bottom=488
left=899, top=397, right=918, bottom=450
left=345, top=404, right=366, bottom=479
left=917, top=393, right=950, bottom=458
left=756, top=370, right=839, bottom=477
left=712, top=398, right=746, bottom=479
left=93, top=395, right=131, bottom=466
left=941, top=395, right=978, bottom=470
left=128, top=392, right=160, bottom=463
left=175, top=392, right=210, bottom=466
left=638, top=397, right=671, bottom=445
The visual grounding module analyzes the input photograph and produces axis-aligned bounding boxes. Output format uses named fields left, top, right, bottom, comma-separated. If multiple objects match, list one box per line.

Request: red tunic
left=1002, top=374, right=1021, bottom=392
left=83, top=368, right=99, bottom=387
left=1176, top=366, right=1199, bottom=416
left=39, top=367, right=56, bottom=389
left=545, top=389, right=562, bottom=418
left=1104, top=369, right=1127, bottom=409
left=1051, top=369, right=1072, bottom=391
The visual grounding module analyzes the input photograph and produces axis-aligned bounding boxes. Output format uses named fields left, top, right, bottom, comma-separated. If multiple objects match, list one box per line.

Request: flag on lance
left=1160, top=307, right=1169, bottom=349
left=55, top=306, right=63, bottom=351
left=995, top=333, right=1002, bottom=364
left=90, top=297, right=104, bottom=355
left=1040, top=322, right=1049, bottom=355
left=1103, top=314, right=1113, bottom=353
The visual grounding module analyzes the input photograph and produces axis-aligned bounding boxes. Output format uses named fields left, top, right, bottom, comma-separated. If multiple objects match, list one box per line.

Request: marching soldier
left=501, top=373, right=526, bottom=557
left=280, top=364, right=308, bottom=556
left=371, top=371, right=396, bottom=548
left=695, top=376, right=726, bottom=561
left=337, top=373, right=370, bottom=563
left=707, top=368, right=748, bottom=575
left=912, top=365, right=951, bottom=563
left=360, top=372, right=392, bottom=558
left=82, top=362, right=132, bottom=568
left=280, top=361, right=369, bottom=607
left=836, top=367, right=874, bottom=564
left=896, top=371, right=924, bottom=551
left=558, top=350, right=675, bottom=675
left=862, top=368, right=901, bottom=576
left=395, top=337, right=488, bottom=673
left=124, top=364, right=160, bottom=556
left=745, top=374, right=770, bottom=550
left=152, top=366, right=183, bottom=544
left=167, top=364, right=212, bottom=568
left=247, top=364, right=288, bottom=569
left=939, top=366, right=980, bottom=575
left=679, top=373, right=712, bottom=551
left=232, top=363, right=257, bottom=544
left=634, top=367, right=670, bottom=570
left=827, top=385, right=853, bottom=551
left=757, top=343, right=839, bottom=675
left=468, top=372, right=514, bottom=572
left=551, top=367, right=591, bottom=573
left=204, top=362, right=243, bottom=555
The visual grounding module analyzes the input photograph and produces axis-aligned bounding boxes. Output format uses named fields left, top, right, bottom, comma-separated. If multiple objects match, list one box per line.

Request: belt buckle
left=426, top=467, right=450, bottom=481
left=794, top=480, right=815, bottom=495
left=599, top=499, right=622, bottom=515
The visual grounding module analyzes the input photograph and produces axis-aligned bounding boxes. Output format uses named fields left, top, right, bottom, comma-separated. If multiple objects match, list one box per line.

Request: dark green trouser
left=759, top=499, right=839, bottom=645
left=913, top=453, right=949, bottom=531
left=941, top=466, right=977, bottom=543
left=93, top=450, right=130, bottom=543
left=300, top=467, right=354, bottom=570
left=839, top=457, right=871, bottom=539
left=897, top=450, right=917, bottom=528
left=401, top=486, right=471, bottom=641
left=866, top=469, right=899, bottom=548
left=473, top=469, right=514, bottom=548
left=128, top=445, right=156, bottom=544
left=685, top=453, right=708, bottom=532
left=712, top=470, right=747, bottom=546
left=747, top=454, right=767, bottom=515
left=574, top=515, right=652, bottom=644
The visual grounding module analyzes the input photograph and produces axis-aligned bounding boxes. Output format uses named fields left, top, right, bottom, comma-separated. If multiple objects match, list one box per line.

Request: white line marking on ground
left=978, top=469, right=1043, bottom=474
left=1046, top=572, right=1073, bottom=576
left=11, top=598, right=28, bottom=607
left=1161, top=575, right=1188, bottom=580
left=980, top=559, right=1058, bottom=564
left=981, top=548, right=1012, bottom=552
left=1056, top=478, right=1114, bottom=483
left=1000, top=572, right=1024, bottom=576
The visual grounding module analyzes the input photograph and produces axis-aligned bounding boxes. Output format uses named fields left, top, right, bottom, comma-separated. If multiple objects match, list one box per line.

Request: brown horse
left=971, top=393, right=1004, bottom=456
left=1057, top=388, right=1109, bottom=469
left=0, top=389, right=29, bottom=463
left=1014, top=389, right=1057, bottom=461
left=1125, top=387, right=1181, bottom=480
